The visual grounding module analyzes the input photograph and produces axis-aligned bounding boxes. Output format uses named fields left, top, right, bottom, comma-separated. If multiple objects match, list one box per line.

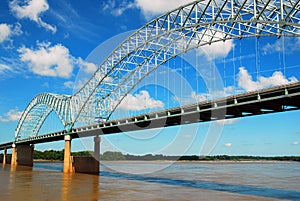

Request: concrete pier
left=11, top=144, right=17, bottom=166
left=93, top=135, right=100, bottom=161
left=17, top=144, right=34, bottom=166
left=63, top=135, right=74, bottom=173
left=73, top=156, right=99, bottom=174
left=2, top=148, right=7, bottom=165
left=72, top=136, right=101, bottom=174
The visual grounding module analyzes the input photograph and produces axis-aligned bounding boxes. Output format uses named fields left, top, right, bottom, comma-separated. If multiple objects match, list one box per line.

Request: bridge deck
left=1, top=82, right=300, bottom=150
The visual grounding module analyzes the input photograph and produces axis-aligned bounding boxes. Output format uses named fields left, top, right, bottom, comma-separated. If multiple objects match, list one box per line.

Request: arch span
left=15, top=93, right=71, bottom=140
left=16, top=0, right=300, bottom=140
left=71, top=0, right=300, bottom=125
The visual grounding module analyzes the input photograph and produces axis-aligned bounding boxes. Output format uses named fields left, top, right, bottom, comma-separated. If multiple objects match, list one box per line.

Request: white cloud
left=262, top=37, right=300, bottom=54
left=0, top=23, right=22, bottom=48
left=0, top=56, right=26, bottom=78
left=237, top=67, right=298, bottom=92
left=0, top=24, right=11, bottom=43
left=102, top=0, right=136, bottom=16
left=76, top=58, right=97, bottom=74
left=217, top=119, right=239, bottom=125
left=118, top=90, right=164, bottom=111
left=64, top=81, right=74, bottom=89
left=199, top=31, right=234, bottom=60
left=10, top=0, right=56, bottom=33
left=0, top=108, right=23, bottom=122
left=293, top=141, right=299, bottom=145
left=12, top=23, right=23, bottom=36
left=41, top=82, right=49, bottom=88
left=0, top=63, right=13, bottom=74
left=191, top=91, right=208, bottom=102
left=225, top=143, right=232, bottom=147
left=173, top=92, right=207, bottom=105
left=18, top=42, right=74, bottom=78
left=17, top=42, right=98, bottom=79
left=135, top=0, right=194, bottom=18
left=102, top=0, right=198, bottom=19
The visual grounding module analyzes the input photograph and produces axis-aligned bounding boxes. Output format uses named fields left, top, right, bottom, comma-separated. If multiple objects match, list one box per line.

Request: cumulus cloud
left=76, top=58, right=98, bottom=74
left=237, top=67, right=298, bottom=92
left=199, top=30, right=234, bottom=60
left=118, top=90, right=164, bottom=110
left=18, top=42, right=74, bottom=78
left=102, top=0, right=197, bottom=19
left=17, top=42, right=97, bottom=78
left=0, top=23, right=22, bottom=46
left=135, top=0, right=194, bottom=18
left=0, top=24, right=11, bottom=43
left=0, top=108, right=23, bottom=122
left=9, top=0, right=56, bottom=33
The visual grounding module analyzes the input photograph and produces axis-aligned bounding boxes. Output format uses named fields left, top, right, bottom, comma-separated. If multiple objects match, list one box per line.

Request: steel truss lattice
left=15, top=0, right=300, bottom=140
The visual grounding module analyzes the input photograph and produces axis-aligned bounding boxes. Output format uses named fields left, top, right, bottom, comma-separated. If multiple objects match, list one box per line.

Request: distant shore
left=32, top=159, right=299, bottom=164
left=32, top=150, right=300, bottom=162
left=33, top=159, right=62, bottom=163
left=102, top=159, right=299, bottom=163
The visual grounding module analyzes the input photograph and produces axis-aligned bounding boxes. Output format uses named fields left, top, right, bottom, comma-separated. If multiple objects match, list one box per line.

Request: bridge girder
left=15, top=0, right=300, bottom=140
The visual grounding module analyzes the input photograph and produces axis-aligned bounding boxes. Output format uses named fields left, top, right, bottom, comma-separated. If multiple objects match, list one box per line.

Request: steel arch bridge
left=15, top=0, right=300, bottom=140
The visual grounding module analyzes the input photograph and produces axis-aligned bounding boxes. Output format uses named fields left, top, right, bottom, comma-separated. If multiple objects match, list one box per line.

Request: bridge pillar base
left=0, top=154, right=3, bottom=164
left=94, top=135, right=100, bottom=161
left=73, top=156, right=99, bottom=174
left=17, top=144, right=34, bottom=166
left=11, top=144, right=17, bottom=166
left=63, top=135, right=74, bottom=173
left=72, top=136, right=100, bottom=175
left=2, top=148, right=7, bottom=165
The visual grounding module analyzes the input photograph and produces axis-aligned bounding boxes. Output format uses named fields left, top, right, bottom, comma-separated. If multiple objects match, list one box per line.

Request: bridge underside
left=1, top=82, right=298, bottom=150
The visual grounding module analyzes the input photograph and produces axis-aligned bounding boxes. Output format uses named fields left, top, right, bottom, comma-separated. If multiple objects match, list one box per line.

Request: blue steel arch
left=16, top=0, right=300, bottom=140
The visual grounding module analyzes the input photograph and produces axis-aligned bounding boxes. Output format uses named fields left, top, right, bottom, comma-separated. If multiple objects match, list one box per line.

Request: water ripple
left=101, top=171, right=300, bottom=200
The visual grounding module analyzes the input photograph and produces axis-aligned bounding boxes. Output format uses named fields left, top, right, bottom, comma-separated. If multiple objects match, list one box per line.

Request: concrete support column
left=72, top=135, right=101, bottom=174
left=17, top=144, right=34, bottom=166
left=94, top=135, right=101, bottom=162
left=11, top=144, right=17, bottom=166
left=63, top=135, right=73, bottom=173
left=3, top=148, right=7, bottom=165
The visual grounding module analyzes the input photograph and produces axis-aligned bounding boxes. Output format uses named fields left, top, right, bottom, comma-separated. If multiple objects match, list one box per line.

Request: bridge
left=1, top=0, right=300, bottom=174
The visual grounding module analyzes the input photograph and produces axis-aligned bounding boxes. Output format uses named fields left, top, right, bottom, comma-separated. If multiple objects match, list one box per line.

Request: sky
left=0, top=0, right=299, bottom=156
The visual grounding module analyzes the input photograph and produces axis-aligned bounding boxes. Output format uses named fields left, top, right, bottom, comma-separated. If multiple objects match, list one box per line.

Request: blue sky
left=0, top=0, right=299, bottom=156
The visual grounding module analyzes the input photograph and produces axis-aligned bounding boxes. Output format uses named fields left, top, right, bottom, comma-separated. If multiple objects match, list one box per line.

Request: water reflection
left=61, top=174, right=72, bottom=201
left=61, top=173, right=99, bottom=201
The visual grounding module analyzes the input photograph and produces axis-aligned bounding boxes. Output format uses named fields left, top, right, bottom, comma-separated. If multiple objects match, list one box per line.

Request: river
left=0, top=161, right=300, bottom=200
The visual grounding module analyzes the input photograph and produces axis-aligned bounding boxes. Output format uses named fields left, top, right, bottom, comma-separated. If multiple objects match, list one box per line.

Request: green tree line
left=34, top=150, right=91, bottom=161
left=33, top=150, right=300, bottom=162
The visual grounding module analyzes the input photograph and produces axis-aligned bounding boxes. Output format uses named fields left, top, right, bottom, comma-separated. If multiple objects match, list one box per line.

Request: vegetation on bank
left=33, top=150, right=300, bottom=162
left=34, top=150, right=91, bottom=161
